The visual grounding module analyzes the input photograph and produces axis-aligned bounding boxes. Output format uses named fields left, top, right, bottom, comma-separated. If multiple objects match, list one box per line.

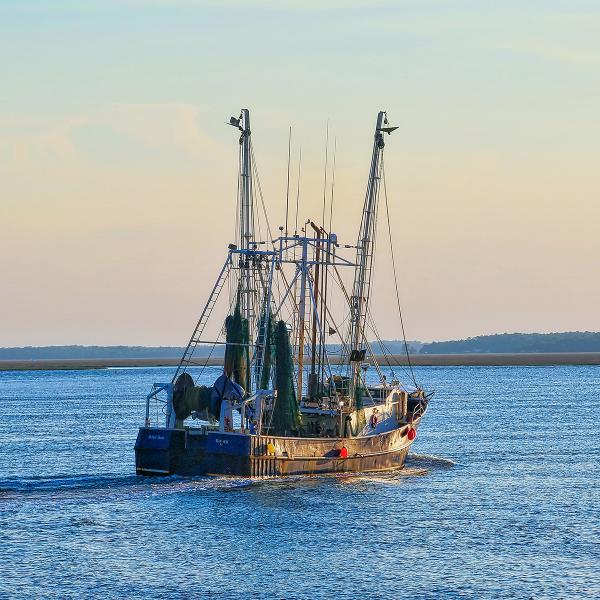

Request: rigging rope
left=381, top=156, right=418, bottom=388
left=193, top=267, right=237, bottom=385
left=250, top=140, right=273, bottom=242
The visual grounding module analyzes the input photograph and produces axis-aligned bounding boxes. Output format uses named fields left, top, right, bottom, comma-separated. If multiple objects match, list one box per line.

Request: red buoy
left=407, top=428, right=416, bottom=441
left=339, top=446, right=349, bottom=459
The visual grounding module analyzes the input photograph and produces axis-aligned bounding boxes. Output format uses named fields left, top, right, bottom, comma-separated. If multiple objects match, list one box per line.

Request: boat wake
left=0, top=472, right=255, bottom=502
left=406, top=453, right=456, bottom=469
left=332, top=468, right=429, bottom=486
left=0, top=455, right=454, bottom=501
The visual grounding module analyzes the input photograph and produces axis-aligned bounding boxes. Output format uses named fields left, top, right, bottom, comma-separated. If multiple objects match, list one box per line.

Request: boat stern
left=134, top=427, right=185, bottom=476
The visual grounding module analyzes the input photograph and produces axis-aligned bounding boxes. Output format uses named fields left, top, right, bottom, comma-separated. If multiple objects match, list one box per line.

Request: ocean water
left=0, top=365, right=598, bottom=599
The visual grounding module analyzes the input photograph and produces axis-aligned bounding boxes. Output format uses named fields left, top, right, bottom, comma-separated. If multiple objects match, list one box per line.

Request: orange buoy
left=407, top=427, right=416, bottom=441
left=339, top=446, right=348, bottom=459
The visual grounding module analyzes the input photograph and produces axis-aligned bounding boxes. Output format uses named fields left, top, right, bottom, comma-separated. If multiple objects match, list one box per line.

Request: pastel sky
left=1, top=0, right=599, bottom=346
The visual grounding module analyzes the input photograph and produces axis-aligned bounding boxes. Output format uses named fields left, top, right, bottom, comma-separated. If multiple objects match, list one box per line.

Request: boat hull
left=135, top=423, right=418, bottom=477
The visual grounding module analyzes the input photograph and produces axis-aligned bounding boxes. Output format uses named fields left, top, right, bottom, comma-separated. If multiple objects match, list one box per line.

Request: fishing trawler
left=135, top=109, right=430, bottom=477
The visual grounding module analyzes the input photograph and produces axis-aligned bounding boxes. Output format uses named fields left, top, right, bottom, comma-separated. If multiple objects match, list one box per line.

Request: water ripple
left=1, top=365, right=599, bottom=599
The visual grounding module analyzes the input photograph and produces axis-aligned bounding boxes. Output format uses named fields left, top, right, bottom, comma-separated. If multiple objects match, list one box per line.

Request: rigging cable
left=322, top=136, right=336, bottom=386
left=194, top=272, right=239, bottom=386
left=292, top=149, right=302, bottom=355
left=381, top=155, right=418, bottom=388
left=365, top=306, right=414, bottom=390
left=250, top=140, right=273, bottom=241
left=231, top=143, right=243, bottom=305
left=319, top=123, right=330, bottom=387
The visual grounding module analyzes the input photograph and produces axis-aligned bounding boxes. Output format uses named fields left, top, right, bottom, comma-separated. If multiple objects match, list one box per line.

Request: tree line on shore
left=2, top=332, right=600, bottom=359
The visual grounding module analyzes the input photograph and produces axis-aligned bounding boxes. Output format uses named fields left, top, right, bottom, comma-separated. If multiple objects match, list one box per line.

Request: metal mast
left=296, top=237, right=309, bottom=403
left=229, top=109, right=256, bottom=344
left=348, top=111, right=397, bottom=400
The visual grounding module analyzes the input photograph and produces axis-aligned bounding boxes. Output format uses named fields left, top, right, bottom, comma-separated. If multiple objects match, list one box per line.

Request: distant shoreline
left=2, top=352, right=600, bottom=371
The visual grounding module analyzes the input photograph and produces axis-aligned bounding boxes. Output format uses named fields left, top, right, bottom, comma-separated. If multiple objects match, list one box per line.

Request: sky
left=1, top=0, right=599, bottom=346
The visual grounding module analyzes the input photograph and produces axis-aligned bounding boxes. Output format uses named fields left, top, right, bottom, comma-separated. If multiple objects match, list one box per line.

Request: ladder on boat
left=171, top=256, right=232, bottom=382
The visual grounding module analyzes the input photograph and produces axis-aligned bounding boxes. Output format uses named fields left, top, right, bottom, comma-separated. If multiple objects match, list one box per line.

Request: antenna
left=285, top=126, right=291, bottom=238
left=294, top=148, right=302, bottom=235
left=328, top=136, right=337, bottom=233
left=321, top=121, right=329, bottom=229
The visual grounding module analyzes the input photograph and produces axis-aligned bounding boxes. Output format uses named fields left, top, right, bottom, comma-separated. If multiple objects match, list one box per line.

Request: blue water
left=1, top=365, right=599, bottom=599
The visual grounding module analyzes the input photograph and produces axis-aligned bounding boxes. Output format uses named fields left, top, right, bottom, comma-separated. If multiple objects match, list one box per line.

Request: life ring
left=370, top=413, right=378, bottom=428
left=407, top=427, right=416, bottom=441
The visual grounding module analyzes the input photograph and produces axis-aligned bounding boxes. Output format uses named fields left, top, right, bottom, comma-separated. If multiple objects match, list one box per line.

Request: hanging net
left=255, top=309, right=274, bottom=390
left=272, top=320, right=301, bottom=436
left=223, top=301, right=249, bottom=392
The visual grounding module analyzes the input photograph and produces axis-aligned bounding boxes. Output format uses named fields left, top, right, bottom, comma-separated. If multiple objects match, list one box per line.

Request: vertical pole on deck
left=296, top=238, right=308, bottom=404
left=309, top=222, right=322, bottom=398
left=239, top=109, right=255, bottom=346
left=349, top=111, right=392, bottom=402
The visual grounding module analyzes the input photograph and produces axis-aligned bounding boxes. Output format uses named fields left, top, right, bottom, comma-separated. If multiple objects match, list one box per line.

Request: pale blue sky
left=1, top=1, right=599, bottom=345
